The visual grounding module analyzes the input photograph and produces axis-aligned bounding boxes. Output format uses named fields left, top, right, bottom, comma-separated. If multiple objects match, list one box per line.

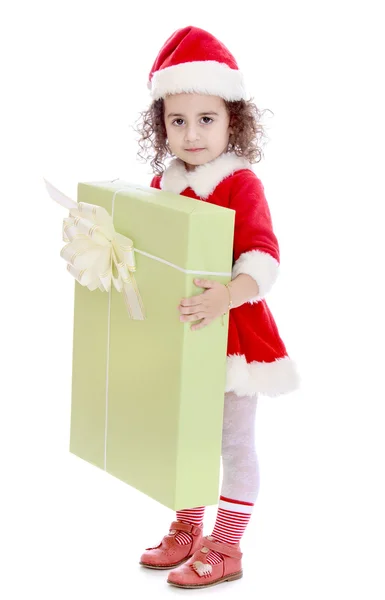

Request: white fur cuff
left=226, top=354, right=300, bottom=397
left=232, top=250, right=279, bottom=302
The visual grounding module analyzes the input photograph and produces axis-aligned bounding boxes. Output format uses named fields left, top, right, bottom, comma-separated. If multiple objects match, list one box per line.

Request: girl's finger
left=194, top=278, right=215, bottom=288
left=180, top=296, right=204, bottom=307
left=191, top=318, right=211, bottom=331
left=180, top=311, right=206, bottom=322
left=179, top=302, right=204, bottom=315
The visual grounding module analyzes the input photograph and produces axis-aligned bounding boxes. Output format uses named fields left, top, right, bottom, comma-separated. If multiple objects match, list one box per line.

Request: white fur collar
left=160, top=153, right=251, bottom=199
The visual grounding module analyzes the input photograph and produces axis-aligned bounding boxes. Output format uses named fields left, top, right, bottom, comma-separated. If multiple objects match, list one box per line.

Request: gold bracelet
left=221, top=283, right=233, bottom=326
left=225, top=283, right=233, bottom=312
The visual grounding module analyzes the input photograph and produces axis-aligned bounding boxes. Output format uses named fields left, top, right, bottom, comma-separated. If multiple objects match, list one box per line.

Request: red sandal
left=139, top=521, right=203, bottom=570
left=167, top=536, right=243, bottom=588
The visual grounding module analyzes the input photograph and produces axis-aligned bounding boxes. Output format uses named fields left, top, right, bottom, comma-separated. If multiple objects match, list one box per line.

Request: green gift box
left=67, top=180, right=235, bottom=510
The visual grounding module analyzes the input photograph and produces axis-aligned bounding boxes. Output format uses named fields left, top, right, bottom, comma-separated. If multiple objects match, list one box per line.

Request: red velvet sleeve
left=230, top=171, right=280, bottom=299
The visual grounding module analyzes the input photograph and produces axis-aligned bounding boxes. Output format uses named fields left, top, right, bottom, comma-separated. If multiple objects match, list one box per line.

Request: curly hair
left=134, top=98, right=273, bottom=176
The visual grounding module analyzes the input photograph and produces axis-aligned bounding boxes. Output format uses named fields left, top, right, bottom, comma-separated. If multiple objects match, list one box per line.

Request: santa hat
left=148, top=26, right=248, bottom=102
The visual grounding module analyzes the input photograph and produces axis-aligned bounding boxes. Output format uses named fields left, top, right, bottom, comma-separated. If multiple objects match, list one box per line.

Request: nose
left=184, top=124, right=199, bottom=143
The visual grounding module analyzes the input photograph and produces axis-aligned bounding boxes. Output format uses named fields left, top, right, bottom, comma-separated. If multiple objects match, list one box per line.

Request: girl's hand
left=178, top=278, right=229, bottom=331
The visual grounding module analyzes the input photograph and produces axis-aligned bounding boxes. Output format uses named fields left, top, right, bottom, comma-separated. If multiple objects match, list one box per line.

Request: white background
left=1, top=1, right=384, bottom=598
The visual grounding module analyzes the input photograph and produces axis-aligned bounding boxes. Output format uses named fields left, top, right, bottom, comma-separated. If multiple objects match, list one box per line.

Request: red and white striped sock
left=206, top=495, right=254, bottom=564
left=174, top=506, right=205, bottom=545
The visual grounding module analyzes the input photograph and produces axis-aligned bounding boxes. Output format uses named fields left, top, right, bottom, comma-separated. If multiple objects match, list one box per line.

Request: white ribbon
left=45, top=178, right=232, bottom=278
left=45, top=179, right=145, bottom=319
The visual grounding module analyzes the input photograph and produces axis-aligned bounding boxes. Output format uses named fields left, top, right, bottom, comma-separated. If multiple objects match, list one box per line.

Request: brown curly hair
left=134, top=98, right=273, bottom=176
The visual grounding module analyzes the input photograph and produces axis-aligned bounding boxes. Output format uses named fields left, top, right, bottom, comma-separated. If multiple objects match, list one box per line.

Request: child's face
left=164, top=93, right=232, bottom=170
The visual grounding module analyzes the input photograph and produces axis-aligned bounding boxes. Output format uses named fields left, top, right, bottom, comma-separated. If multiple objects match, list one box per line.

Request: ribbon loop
left=46, top=180, right=145, bottom=320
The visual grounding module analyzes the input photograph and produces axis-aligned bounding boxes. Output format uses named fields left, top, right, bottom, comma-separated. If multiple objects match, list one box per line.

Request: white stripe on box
left=134, top=248, right=231, bottom=277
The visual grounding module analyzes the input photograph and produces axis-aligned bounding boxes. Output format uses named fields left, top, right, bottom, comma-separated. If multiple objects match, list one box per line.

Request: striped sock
left=174, top=506, right=205, bottom=545
left=206, top=495, right=254, bottom=564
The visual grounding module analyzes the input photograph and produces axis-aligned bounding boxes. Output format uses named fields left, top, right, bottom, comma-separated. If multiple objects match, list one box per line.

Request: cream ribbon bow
left=45, top=179, right=145, bottom=320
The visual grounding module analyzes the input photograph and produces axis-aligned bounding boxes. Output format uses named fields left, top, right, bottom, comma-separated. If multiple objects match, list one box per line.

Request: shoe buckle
left=191, top=524, right=201, bottom=535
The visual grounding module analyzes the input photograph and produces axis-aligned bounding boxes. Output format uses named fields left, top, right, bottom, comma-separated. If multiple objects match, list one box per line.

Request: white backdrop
left=1, top=1, right=384, bottom=598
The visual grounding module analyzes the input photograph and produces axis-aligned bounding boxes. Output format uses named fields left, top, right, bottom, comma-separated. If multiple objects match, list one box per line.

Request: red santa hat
left=148, top=26, right=248, bottom=102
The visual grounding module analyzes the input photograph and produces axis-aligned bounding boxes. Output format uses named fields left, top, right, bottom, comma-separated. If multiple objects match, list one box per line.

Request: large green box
left=70, top=180, right=235, bottom=510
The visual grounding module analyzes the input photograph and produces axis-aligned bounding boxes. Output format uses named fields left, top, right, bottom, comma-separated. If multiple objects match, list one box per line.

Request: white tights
left=220, top=391, right=260, bottom=504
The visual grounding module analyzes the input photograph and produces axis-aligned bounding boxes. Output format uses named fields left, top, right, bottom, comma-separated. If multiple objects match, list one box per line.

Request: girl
left=135, top=26, right=300, bottom=589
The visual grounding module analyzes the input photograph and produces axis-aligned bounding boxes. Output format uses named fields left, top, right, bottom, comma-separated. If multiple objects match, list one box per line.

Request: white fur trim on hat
left=150, top=61, right=248, bottom=101
left=226, top=354, right=300, bottom=397
left=232, top=250, right=279, bottom=303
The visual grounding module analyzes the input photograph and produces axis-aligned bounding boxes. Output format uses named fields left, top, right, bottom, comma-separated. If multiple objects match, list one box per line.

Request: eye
left=201, top=116, right=213, bottom=124
left=172, top=118, right=185, bottom=126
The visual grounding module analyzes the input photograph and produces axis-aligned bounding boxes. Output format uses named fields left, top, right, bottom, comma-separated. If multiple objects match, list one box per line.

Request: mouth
left=185, top=148, right=205, bottom=152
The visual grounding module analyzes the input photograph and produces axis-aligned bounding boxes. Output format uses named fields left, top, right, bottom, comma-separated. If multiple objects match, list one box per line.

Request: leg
left=221, top=390, right=260, bottom=503
left=167, top=392, right=258, bottom=586
left=174, top=506, right=205, bottom=544
left=207, top=391, right=259, bottom=564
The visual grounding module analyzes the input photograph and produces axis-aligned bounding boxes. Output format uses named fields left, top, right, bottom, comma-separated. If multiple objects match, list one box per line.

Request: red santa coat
left=150, top=153, right=299, bottom=398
